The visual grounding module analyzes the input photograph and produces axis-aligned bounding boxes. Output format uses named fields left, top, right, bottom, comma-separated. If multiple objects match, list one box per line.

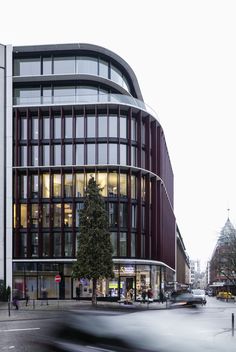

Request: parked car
left=216, top=291, right=235, bottom=300
left=191, top=289, right=207, bottom=305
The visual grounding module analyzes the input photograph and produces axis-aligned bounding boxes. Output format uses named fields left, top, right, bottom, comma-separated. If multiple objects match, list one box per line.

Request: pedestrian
left=141, top=288, right=147, bottom=303
left=159, top=290, right=164, bottom=304
left=147, top=288, right=153, bottom=303
left=25, top=288, right=29, bottom=306
left=12, top=292, right=19, bottom=310
left=76, top=285, right=80, bottom=300
left=41, top=288, right=48, bottom=305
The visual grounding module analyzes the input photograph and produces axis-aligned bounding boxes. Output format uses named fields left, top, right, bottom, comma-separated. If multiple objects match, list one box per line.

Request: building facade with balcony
left=0, top=43, right=176, bottom=301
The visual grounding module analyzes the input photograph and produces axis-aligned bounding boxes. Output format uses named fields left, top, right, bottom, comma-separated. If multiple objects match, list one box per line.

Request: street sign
left=55, top=274, right=61, bottom=283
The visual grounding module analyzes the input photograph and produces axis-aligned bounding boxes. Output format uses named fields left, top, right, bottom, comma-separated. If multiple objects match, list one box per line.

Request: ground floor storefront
left=12, top=260, right=175, bottom=301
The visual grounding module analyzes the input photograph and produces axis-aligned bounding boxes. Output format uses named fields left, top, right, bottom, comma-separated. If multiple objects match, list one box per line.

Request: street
left=0, top=297, right=235, bottom=351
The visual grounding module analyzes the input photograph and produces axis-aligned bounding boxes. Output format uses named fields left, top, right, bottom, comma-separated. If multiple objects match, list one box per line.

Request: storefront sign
left=120, top=266, right=135, bottom=274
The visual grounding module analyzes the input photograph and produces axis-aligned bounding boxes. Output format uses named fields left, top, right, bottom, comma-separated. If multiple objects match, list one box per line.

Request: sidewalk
left=0, top=299, right=169, bottom=321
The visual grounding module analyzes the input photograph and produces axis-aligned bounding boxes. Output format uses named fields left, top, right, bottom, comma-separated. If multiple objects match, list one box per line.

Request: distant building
left=176, top=226, right=190, bottom=290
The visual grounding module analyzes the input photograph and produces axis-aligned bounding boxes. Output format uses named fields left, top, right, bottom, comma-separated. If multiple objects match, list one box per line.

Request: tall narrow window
left=131, top=233, right=136, bottom=257
left=32, top=118, right=39, bottom=140
left=54, top=116, right=61, bottom=139
left=65, top=116, right=73, bottom=138
left=31, top=146, right=38, bottom=166
left=87, top=144, right=95, bottom=164
left=120, top=116, right=127, bottom=139
left=53, top=233, right=61, bottom=257
left=64, top=203, right=73, bottom=227
left=19, top=233, right=27, bottom=258
left=131, top=205, right=137, bottom=228
left=64, top=232, right=73, bottom=257
left=43, top=145, right=50, bottom=166
left=43, top=57, right=52, bottom=75
left=64, top=174, right=73, bottom=197
left=119, top=232, right=127, bottom=256
left=97, top=173, right=107, bottom=197
left=120, top=174, right=127, bottom=198
left=42, top=174, right=50, bottom=198
left=53, top=174, right=61, bottom=197
left=53, top=204, right=61, bottom=227
left=120, top=144, right=127, bottom=165
left=75, top=203, right=84, bottom=227
left=108, top=203, right=118, bottom=227
left=31, top=204, right=39, bottom=228
left=21, top=146, right=27, bottom=166
left=42, top=204, right=50, bottom=227
left=75, top=174, right=84, bottom=197
left=119, top=203, right=128, bottom=227
left=109, top=144, right=117, bottom=164
left=109, top=115, right=117, bottom=137
left=20, top=118, right=27, bottom=140
left=75, top=144, right=84, bottom=165
left=98, top=144, right=107, bottom=164
left=64, top=144, right=73, bottom=165
left=98, top=115, right=107, bottom=137
left=131, top=118, right=137, bottom=141
left=131, top=146, right=137, bottom=166
left=31, top=175, right=39, bottom=198
left=108, top=173, right=117, bottom=197
left=20, top=204, right=27, bottom=228
left=31, top=233, right=39, bottom=257
left=110, top=232, right=117, bottom=256
left=76, top=116, right=84, bottom=138
left=54, top=145, right=61, bottom=165
left=42, top=233, right=50, bottom=257
left=43, top=117, right=50, bottom=139
left=20, top=175, right=27, bottom=199
left=131, top=176, right=136, bottom=199
left=87, top=115, right=96, bottom=137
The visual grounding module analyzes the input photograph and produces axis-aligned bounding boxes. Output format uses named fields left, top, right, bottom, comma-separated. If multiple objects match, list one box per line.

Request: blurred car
left=216, top=291, right=235, bottom=300
left=191, top=289, right=206, bottom=305
left=170, top=291, right=204, bottom=306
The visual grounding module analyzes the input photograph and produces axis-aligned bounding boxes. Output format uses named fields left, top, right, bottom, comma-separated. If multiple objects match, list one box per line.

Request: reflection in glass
left=21, top=146, right=27, bottom=166
left=20, top=204, right=27, bottom=228
left=87, top=144, right=95, bottom=164
left=111, top=65, right=123, bottom=86
left=120, top=116, right=127, bottom=138
left=53, top=174, right=61, bottom=197
left=31, top=233, right=39, bottom=257
left=108, top=173, right=117, bottom=197
left=110, top=232, right=117, bottom=256
left=87, top=115, right=96, bottom=137
left=119, top=232, right=127, bottom=256
left=31, top=204, right=38, bottom=228
left=120, top=144, right=127, bottom=165
left=64, top=203, right=73, bottom=227
left=108, top=203, right=118, bottom=227
left=54, top=86, right=75, bottom=103
left=20, top=118, right=27, bottom=140
left=75, top=203, right=84, bottom=227
left=99, top=59, right=108, bottom=79
left=65, top=233, right=73, bottom=257
left=54, top=145, right=61, bottom=165
left=42, top=233, right=50, bottom=257
left=98, top=115, right=107, bottom=137
left=131, top=233, right=136, bottom=257
left=64, top=174, right=73, bottom=197
left=53, top=204, right=61, bottom=227
left=31, top=146, right=38, bottom=166
left=43, top=145, right=50, bottom=166
left=19, top=233, right=27, bottom=257
left=132, top=205, right=137, bottom=228
left=54, top=116, right=61, bottom=139
left=131, top=176, right=136, bottom=199
left=97, top=173, right=107, bottom=197
left=98, top=144, right=107, bottom=164
left=31, top=175, right=39, bottom=198
left=20, top=175, right=27, bottom=199
left=109, top=115, right=117, bottom=137
left=65, top=116, right=73, bottom=138
left=43, top=57, right=52, bottom=75
left=53, top=233, right=61, bottom=257
left=14, top=58, right=40, bottom=76
left=54, top=56, right=75, bottom=74
left=43, top=117, right=50, bottom=139
left=32, top=118, right=39, bottom=140
left=42, top=174, right=50, bottom=198
left=42, top=204, right=50, bottom=227
left=120, top=174, right=127, bottom=198
left=76, top=56, right=98, bottom=75
left=119, top=203, right=128, bottom=227
left=75, top=174, right=84, bottom=197
left=65, top=144, right=73, bottom=165
left=42, top=87, right=52, bottom=104
left=109, top=144, right=117, bottom=164
left=76, top=144, right=84, bottom=165
left=76, top=116, right=84, bottom=138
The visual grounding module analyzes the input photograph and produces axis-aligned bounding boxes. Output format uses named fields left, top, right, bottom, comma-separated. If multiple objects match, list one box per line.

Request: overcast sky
left=2, top=0, right=236, bottom=269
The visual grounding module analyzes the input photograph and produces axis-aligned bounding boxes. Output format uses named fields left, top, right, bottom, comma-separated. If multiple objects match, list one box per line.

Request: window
left=42, top=87, right=52, bottom=104
left=54, top=56, right=75, bottom=74
left=31, top=233, right=39, bottom=257
left=31, top=204, right=39, bottom=228
left=108, top=203, right=118, bottom=227
left=110, top=65, right=123, bottom=86
left=120, top=144, right=127, bottom=165
left=43, top=117, right=50, bottom=139
left=109, top=115, right=117, bottom=137
left=110, top=232, right=117, bottom=256
left=54, top=116, right=61, bottom=139
left=75, top=203, right=84, bottom=227
left=97, top=173, right=107, bottom=197
left=64, top=232, right=73, bottom=257
left=75, top=174, right=84, bottom=197
left=64, top=203, right=73, bottom=227
left=53, top=233, right=61, bottom=257
left=76, top=56, right=98, bottom=74
left=131, top=146, right=137, bottom=166
left=131, top=205, right=137, bottom=228
left=87, top=144, right=95, bottom=164
left=64, top=144, right=73, bottom=165
left=98, top=144, right=107, bottom=164
left=21, top=146, right=27, bottom=166
left=65, top=116, right=73, bottom=138
left=119, top=232, right=127, bottom=256
left=109, top=144, right=117, bottom=164
left=53, top=204, right=61, bottom=227
left=131, top=233, right=136, bottom=257
left=75, top=144, right=84, bottom=165
left=20, top=118, right=27, bottom=140
left=76, top=86, right=97, bottom=103
left=14, top=58, right=41, bottom=76
left=108, top=172, right=117, bottom=197
left=141, top=177, right=145, bottom=200
left=64, top=174, right=73, bottom=197
left=131, top=118, right=137, bottom=141
left=98, top=115, right=107, bottom=137
left=43, top=145, right=50, bottom=166
left=120, top=174, right=127, bottom=198
left=53, top=174, right=61, bottom=197
left=31, top=175, right=39, bottom=198
left=87, top=115, right=96, bottom=137
left=19, top=233, right=27, bottom=258
left=31, top=118, right=39, bottom=140
left=76, top=116, right=84, bottom=138
left=120, top=116, right=127, bottom=139
left=42, top=233, right=50, bottom=257
left=14, top=88, right=40, bottom=105
left=119, top=203, right=128, bottom=227
left=131, top=175, right=136, bottom=199
left=43, top=57, right=52, bottom=75
left=54, top=145, right=61, bottom=165
left=31, top=146, right=38, bottom=166
left=99, top=59, right=108, bottom=79
left=20, top=175, right=27, bottom=199
left=20, top=204, right=27, bottom=228
left=54, top=86, right=75, bottom=103
left=42, top=204, right=50, bottom=227
left=42, top=174, right=50, bottom=198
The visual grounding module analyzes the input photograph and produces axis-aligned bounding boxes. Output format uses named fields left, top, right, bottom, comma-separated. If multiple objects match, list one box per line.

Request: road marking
left=0, top=328, right=40, bottom=332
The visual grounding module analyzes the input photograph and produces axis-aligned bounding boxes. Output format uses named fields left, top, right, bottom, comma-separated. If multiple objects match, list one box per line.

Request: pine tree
left=72, top=176, right=114, bottom=305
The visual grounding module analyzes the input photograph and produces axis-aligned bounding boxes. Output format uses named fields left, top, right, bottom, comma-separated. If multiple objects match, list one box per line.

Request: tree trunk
left=92, top=278, right=97, bottom=306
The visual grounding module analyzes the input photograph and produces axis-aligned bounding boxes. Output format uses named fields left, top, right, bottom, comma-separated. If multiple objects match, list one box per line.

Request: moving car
left=170, top=291, right=204, bottom=306
left=191, top=289, right=207, bottom=305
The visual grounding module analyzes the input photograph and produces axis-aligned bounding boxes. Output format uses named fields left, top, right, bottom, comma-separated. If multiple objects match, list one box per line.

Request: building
left=0, top=43, right=176, bottom=300
left=175, top=226, right=190, bottom=290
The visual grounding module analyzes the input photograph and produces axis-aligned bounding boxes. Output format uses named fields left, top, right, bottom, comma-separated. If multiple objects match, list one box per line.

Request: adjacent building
left=0, top=43, right=177, bottom=300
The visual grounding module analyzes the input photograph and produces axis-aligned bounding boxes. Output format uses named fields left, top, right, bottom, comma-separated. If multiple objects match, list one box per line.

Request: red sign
left=55, top=274, right=61, bottom=283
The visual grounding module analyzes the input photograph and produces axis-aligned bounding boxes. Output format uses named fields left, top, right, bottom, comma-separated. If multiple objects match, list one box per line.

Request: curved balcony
left=13, top=93, right=159, bottom=122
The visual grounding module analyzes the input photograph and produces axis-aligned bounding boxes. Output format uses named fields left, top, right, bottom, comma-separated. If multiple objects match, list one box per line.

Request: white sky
left=2, top=0, right=236, bottom=269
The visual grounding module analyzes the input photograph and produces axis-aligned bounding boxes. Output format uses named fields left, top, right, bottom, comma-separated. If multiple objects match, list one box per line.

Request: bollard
left=232, top=313, right=234, bottom=337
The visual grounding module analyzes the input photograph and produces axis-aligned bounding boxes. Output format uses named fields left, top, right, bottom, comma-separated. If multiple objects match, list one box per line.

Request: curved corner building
left=3, top=43, right=176, bottom=300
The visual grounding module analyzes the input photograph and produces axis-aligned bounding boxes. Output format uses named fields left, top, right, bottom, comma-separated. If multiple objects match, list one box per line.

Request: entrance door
left=119, top=277, right=134, bottom=300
